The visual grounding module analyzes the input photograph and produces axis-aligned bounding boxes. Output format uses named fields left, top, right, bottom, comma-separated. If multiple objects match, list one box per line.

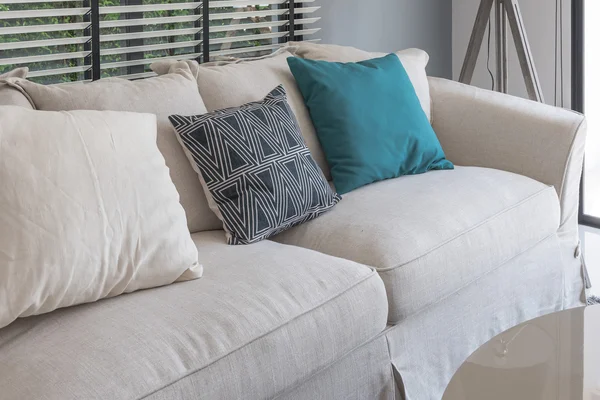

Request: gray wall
left=315, top=0, right=453, bottom=79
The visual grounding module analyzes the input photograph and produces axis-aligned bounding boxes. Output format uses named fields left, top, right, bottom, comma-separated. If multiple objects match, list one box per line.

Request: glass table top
left=443, top=306, right=600, bottom=400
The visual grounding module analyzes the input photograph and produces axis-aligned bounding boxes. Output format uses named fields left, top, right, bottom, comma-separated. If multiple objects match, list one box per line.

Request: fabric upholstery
left=0, top=231, right=387, bottom=400
left=0, top=77, right=33, bottom=108
left=0, top=67, right=28, bottom=79
left=428, top=78, right=586, bottom=243
left=0, top=107, right=200, bottom=329
left=274, top=166, right=561, bottom=323
left=428, top=77, right=588, bottom=307
left=283, top=42, right=431, bottom=121
left=170, top=85, right=341, bottom=245
left=276, top=335, right=395, bottom=400
left=386, top=234, right=567, bottom=400
left=288, top=54, right=452, bottom=194
left=8, top=68, right=220, bottom=233
left=151, top=52, right=330, bottom=179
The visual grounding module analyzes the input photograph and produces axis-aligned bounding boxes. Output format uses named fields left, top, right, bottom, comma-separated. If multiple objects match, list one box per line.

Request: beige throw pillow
left=0, top=107, right=201, bottom=329
left=0, top=67, right=28, bottom=79
left=151, top=52, right=332, bottom=180
left=8, top=68, right=220, bottom=233
left=0, top=68, right=32, bottom=108
left=283, top=42, right=432, bottom=121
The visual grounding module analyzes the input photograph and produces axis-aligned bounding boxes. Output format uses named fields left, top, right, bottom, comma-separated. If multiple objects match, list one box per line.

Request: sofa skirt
left=278, top=335, right=397, bottom=400
left=385, top=234, right=584, bottom=400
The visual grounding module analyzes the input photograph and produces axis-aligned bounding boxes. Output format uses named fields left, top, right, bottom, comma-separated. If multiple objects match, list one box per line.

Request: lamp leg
left=459, top=0, right=495, bottom=84
left=495, top=0, right=508, bottom=92
left=504, top=0, right=545, bottom=102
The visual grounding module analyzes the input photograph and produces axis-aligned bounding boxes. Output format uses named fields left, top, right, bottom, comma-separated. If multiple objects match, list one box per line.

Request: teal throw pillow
left=287, top=53, right=453, bottom=194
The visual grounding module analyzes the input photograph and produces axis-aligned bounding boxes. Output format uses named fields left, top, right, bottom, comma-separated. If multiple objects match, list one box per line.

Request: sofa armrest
left=429, top=77, right=587, bottom=234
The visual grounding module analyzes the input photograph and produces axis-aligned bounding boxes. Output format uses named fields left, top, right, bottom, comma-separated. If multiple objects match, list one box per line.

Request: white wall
left=317, top=0, right=453, bottom=78
left=453, top=0, right=571, bottom=108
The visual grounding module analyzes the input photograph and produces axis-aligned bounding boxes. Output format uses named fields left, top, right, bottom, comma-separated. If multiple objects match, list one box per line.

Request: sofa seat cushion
left=0, top=231, right=387, bottom=400
left=273, top=166, right=561, bottom=324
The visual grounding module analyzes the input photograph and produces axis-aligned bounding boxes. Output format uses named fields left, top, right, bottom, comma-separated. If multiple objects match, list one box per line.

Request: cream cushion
left=283, top=42, right=432, bottom=121
left=0, top=231, right=387, bottom=399
left=151, top=46, right=431, bottom=180
left=0, top=67, right=28, bottom=79
left=0, top=67, right=32, bottom=108
left=8, top=69, right=220, bottom=233
left=273, top=166, right=560, bottom=324
left=151, top=52, right=331, bottom=179
left=0, top=107, right=201, bottom=329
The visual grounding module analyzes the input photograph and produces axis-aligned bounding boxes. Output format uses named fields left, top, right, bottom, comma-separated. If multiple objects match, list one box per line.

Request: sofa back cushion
left=0, top=106, right=201, bottom=329
left=284, top=42, right=432, bottom=121
left=8, top=68, right=220, bottom=233
left=0, top=68, right=33, bottom=108
left=0, top=67, right=28, bottom=79
left=151, top=51, right=332, bottom=180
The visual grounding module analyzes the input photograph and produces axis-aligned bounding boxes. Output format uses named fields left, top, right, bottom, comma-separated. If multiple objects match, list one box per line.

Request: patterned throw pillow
left=169, top=85, right=341, bottom=245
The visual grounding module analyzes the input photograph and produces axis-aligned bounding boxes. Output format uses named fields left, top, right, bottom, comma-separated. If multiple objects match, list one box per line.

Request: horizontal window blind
left=0, top=0, right=92, bottom=83
left=98, top=0, right=202, bottom=80
left=0, top=0, right=320, bottom=83
left=208, top=0, right=320, bottom=60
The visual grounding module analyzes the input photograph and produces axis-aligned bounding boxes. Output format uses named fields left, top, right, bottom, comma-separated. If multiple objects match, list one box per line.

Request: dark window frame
left=573, top=0, right=600, bottom=228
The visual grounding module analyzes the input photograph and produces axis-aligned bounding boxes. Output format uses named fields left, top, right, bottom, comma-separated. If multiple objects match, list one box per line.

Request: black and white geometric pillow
left=169, top=85, right=341, bottom=245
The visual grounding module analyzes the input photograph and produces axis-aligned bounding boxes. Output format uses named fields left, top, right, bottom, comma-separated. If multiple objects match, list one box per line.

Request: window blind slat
left=207, top=16, right=319, bottom=34
left=209, top=20, right=287, bottom=33
left=101, top=41, right=202, bottom=56
left=100, top=53, right=201, bottom=70
left=209, top=43, right=280, bottom=58
left=112, top=71, right=157, bottom=80
left=0, top=22, right=90, bottom=35
left=211, top=32, right=286, bottom=45
left=295, top=28, right=320, bottom=36
left=296, top=6, right=320, bottom=14
left=208, top=0, right=315, bottom=6
left=296, top=17, right=320, bottom=25
left=0, top=36, right=90, bottom=51
left=208, top=0, right=285, bottom=7
left=99, top=15, right=200, bottom=29
left=208, top=9, right=285, bottom=20
left=0, top=7, right=88, bottom=19
left=209, top=5, right=319, bottom=20
left=100, top=28, right=200, bottom=43
left=27, top=65, right=90, bottom=78
left=0, top=51, right=91, bottom=66
left=99, top=3, right=200, bottom=14
left=0, top=0, right=81, bottom=3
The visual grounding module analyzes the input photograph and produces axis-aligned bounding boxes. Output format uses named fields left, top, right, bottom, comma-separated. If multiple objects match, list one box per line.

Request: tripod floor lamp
left=459, top=0, right=545, bottom=103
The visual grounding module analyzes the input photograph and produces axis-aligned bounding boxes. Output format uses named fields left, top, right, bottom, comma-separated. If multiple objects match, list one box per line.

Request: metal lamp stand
left=459, top=0, right=545, bottom=103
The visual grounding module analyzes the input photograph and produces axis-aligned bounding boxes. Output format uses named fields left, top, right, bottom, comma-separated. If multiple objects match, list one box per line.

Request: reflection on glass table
left=443, top=306, right=600, bottom=400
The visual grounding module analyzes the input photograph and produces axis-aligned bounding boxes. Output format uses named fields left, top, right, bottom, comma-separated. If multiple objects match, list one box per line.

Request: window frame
left=573, top=0, right=600, bottom=228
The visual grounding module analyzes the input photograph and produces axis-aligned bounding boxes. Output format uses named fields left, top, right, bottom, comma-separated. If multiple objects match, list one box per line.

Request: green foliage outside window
left=0, top=1, right=279, bottom=84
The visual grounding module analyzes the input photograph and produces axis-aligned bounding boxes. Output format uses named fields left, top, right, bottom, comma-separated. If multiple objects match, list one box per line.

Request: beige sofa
left=0, top=44, right=587, bottom=400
